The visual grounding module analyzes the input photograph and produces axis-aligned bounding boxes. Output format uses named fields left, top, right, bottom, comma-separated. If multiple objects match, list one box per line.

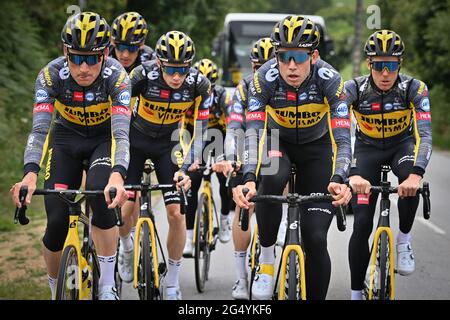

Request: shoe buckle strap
left=258, top=264, right=274, bottom=276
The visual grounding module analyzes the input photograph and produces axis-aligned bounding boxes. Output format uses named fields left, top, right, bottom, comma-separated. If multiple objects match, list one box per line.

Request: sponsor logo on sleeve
left=336, top=103, right=349, bottom=117
left=35, top=89, right=49, bottom=102
left=197, top=109, right=209, bottom=120
left=421, top=98, right=430, bottom=111
left=33, top=103, right=54, bottom=113
left=112, top=106, right=131, bottom=116
left=119, top=91, right=131, bottom=105
left=59, top=66, right=70, bottom=80
left=357, top=194, right=369, bottom=205
left=233, top=102, right=243, bottom=113
left=416, top=112, right=431, bottom=121
left=147, top=70, right=159, bottom=80
left=318, top=67, right=337, bottom=80
left=265, top=68, right=279, bottom=82
left=331, top=118, right=351, bottom=129
left=248, top=98, right=262, bottom=111
left=246, top=111, right=266, bottom=121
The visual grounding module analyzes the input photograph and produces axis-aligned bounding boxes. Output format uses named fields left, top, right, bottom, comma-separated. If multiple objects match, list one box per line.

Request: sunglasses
left=68, top=52, right=103, bottom=66
left=277, top=51, right=311, bottom=64
left=370, top=61, right=400, bottom=72
left=115, top=43, right=140, bottom=53
left=161, top=64, right=190, bottom=76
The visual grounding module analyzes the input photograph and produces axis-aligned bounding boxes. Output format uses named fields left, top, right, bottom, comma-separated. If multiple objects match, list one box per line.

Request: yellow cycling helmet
left=365, top=29, right=405, bottom=57
left=271, top=15, right=320, bottom=50
left=111, top=12, right=148, bottom=45
left=250, top=37, right=275, bottom=64
left=61, top=12, right=110, bottom=52
left=155, top=31, right=195, bottom=64
left=194, top=59, right=219, bottom=84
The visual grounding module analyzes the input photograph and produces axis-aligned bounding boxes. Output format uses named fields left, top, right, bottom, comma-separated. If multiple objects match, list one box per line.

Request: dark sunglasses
left=115, top=43, right=140, bottom=53
left=161, top=64, right=190, bottom=76
left=277, top=51, right=311, bottom=64
left=370, top=61, right=400, bottom=72
left=68, top=52, right=103, bottom=66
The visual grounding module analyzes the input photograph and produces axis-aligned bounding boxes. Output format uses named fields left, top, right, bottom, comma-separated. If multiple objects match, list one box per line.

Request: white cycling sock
left=48, top=275, right=56, bottom=300
left=234, top=251, right=248, bottom=280
left=260, top=245, right=275, bottom=265
left=186, top=229, right=194, bottom=240
left=351, top=290, right=363, bottom=300
left=120, top=233, right=134, bottom=252
left=397, top=231, right=412, bottom=244
left=98, top=254, right=116, bottom=288
left=165, top=258, right=182, bottom=287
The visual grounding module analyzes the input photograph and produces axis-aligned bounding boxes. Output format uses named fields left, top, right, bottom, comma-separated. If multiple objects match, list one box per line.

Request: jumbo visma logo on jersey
left=267, top=104, right=328, bottom=128
left=354, top=110, right=412, bottom=138
left=55, top=101, right=111, bottom=125
left=138, top=96, right=193, bottom=124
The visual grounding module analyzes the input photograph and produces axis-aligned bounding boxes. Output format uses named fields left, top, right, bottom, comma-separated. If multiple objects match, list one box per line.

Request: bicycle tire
left=248, top=226, right=259, bottom=300
left=379, top=231, right=391, bottom=300
left=55, top=245, right=79, bottom=300
left=137, top=222, right=155, bottom=300
left=284, top=250, right=301, bottom=300
left=195, top=193, right=210, bottom=292
left=88, top=247, right=100, bottom=300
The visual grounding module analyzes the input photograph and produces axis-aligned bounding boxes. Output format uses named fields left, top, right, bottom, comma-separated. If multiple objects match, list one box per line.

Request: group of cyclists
left=10, top=10, right=432, bottom=301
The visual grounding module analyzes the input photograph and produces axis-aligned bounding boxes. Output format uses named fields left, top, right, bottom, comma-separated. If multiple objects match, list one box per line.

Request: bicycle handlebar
left=109, top=187, right=123, bottom=227
left=369, top=182, right=431, bottom=219
left=238, top=188, right=347, bottom=232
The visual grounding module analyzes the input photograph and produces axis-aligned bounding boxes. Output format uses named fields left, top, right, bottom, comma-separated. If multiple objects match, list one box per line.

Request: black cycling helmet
left=155, top=31, right=195, bottom=64
left=365, top=29, right=405, bottom=57
left=271, top=15, right=320, bottom=50
left=194, top=59, right=219, bottom=84
left=111, top=12, right=148, bottom=45
left=250, top=37, right=275, bottom=64
left=61, top=12, right=110, bottom=52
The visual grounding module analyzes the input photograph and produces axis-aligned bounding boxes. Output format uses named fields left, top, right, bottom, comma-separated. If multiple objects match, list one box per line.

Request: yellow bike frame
left=367, top=227, right=395, bottom=300
left=193, top=180, right=215, bottom=246
left=277, top=244, right=307, bottom=300
left=133, top=217, right=160, bottom=290
left=250, top=224, right=259, bottom=271
left=60, top=214, right=89, bottom=300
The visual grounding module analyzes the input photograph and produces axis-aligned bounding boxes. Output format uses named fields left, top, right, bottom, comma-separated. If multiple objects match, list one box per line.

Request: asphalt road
left=122, top=149, right=450, bottom=300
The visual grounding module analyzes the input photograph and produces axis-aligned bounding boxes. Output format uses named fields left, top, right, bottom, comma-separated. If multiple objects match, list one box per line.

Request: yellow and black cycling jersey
left=184, top=84, right=231, bottom=133
left=24, top=56, right=131, bottom=178
left=130, top=59, right=211, bottom=172
left=242, top=58, right=352, bottom=184
left=345, top=74, right=432, bottom=176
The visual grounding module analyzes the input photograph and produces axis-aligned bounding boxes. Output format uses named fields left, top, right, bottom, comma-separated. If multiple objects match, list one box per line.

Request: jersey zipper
left=381, top=92, right=385, bottom=149
left=82, top=86, right=89, bottom=137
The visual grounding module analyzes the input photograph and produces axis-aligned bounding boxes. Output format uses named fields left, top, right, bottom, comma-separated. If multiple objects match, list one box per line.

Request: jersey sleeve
left=408, top=79, right=432, bottom=176
left=180, top=74, right=211, bottom=172
left=23, top=64, right=58, bottom=175
left=322, top=69, right=352, bottom=183
left=108, top=65, right=132, bottom=178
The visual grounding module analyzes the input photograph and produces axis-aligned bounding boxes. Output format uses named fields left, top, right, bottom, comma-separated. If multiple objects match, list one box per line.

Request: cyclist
left=10, top=12, right=131, bottom=300
left=345, top=30, right=432, bottom=300
left=110, top=12, right=155, bottom=73
left=119, top=30, right=211, bottom=300
left=109, top=11, right=154, bottom=286
left=233, top=15, right=352, bottom=300
left=214, top=37, right=275, bottom=299
left=182, top=58, right=233, bottom=258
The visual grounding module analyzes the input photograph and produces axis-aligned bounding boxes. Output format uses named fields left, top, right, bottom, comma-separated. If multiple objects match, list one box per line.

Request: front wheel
left=137, top=222, right=156, bottom=300
left=194, top=193, right=210, bottom=293
left=283, top=251, right=302, bottom=300
left=55, top=245, right=79, bottom=300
